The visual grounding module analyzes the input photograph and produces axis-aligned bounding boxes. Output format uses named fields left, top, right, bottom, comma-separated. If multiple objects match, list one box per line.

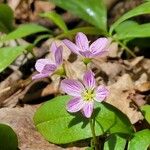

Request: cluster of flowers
left=32, top=32, right=110, bottom=118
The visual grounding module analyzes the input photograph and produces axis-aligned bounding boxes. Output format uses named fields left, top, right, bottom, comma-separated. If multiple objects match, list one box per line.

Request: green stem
left=114, top=38, right=136, bottom=58
left=89, top=118, right=98, bottom=150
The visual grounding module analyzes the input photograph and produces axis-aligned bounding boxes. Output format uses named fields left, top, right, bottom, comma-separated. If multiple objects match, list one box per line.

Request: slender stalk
left=114, top=39, right=136, bottom=58
left=89, top=118, right=98, bottom=150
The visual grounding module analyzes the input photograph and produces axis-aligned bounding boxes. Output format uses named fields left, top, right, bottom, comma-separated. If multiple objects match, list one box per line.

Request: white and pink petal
left=90, top=38, right=109, bottom=54
left=35, top=59, right=51, bottom=73
left=67, top=97, right=85, bottom=113
left=75, top=32, right=89, bottom=51
left=41, top=64, right=56, bottom=74
left=79, top=51, right=93, bottom=58
left=50, top=42, right=58, bottom=53
left=63, top=39, right=80, bottom=55
left=55, top=46, right=63, bottom=66
left=32, top=73, right=50, bottom=80
left=82, top=102, right=94, bottom=118
left=83, top=70, right=96, bottom=89
left=95, top=85, right=109, bottom=102
left=61, top=79, right=85, bottom=97
left=90, top=50, right=108, bottom=57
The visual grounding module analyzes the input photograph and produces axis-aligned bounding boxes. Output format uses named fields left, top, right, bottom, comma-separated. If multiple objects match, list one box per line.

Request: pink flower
left=63, top=32, right=110, bottom=58
left=32, top=42, right=63, bottom=80
left=60, top=70, right=109, bottom=118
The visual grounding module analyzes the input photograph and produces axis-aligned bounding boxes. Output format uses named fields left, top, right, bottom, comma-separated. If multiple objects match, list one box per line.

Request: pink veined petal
left=50, top=42, right=57, bottom=53
left=90, top=38, right=109, bottom=54
left=75, top=32, right=89, bottom=51
left=32, top=73, right=50, bottom=80
left=82, top=102, right=94, bottom=118
left=67, top=97, right=85, bottom=113
left=63, top=39, right=80, bottom=55
left=90, top=50, right=108, bottom=57
left=79, top=51, right=93, bottom=58
left=83, top=70, right=96, bottom=89
left=60, top=79, right=85, bottom=97
left=41, top=64, right=57, bottom=74
left=35, top=59, right=51, bottom=73
left=95, top=85, right=109, bottom=102
left=55, top=46, right=63, bottom=66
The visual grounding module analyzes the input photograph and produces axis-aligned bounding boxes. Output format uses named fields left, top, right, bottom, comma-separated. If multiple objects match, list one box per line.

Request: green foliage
left=1, top=23, right=50, bottom=42
left=56, top=26, right=103, bottom=39
left=0, top=4, right=14, bottom=33
left=33, top=34, right=52, bottom=45
left=115, top=21, right=138, bottom=34
left=0, top=123, right=18, bottom=150
left=0, top=45, right=28, bottom=72
left=115, top=22, right=150, bottom=40
left=141, top=105, right=150, bottom=124
left=104, top=134, right=126, bottom=150
left=128, top=129, right=150, bottom=150
left=34, top=95, right=133, bottom=144
left=51, top=0, right=107, bottom=32
left=110, top=2, right=150, bottom=34
left=41, top=12, right=68, bottom=33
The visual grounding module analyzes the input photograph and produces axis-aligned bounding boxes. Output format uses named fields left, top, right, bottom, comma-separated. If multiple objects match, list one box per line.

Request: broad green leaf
left=110, top=2, right=150, bottom=34
left=128, top=129, right=150, bottom=150
left=104, top=134, right=126, bottom=150
left=41, top=12, right=68, bottom=32
left=0, top=123, right=18, bottom=150
left=114, top=20, right=138, bottom=42
left=116, top=23, right=150, bottom=40
left=51, top=0, right=107, bottom=31
left=141, top=105, right=150, bottom=124
left=1, top=23, right=49, bottom=42
left=0, top=4, right=14, bottom=33
left=0, top=45, right=28, bottom=72
left=34, top=95, right=133, bottom=144
left=56, top=26, right=105, bottom=39
left=115, top=20, right=138, bottom=34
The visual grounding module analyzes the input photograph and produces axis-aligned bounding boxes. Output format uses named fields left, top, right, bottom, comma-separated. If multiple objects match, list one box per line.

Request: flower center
left=82, top=58, right=91, bottom=65
left=83, top=89, right=95, bottom=101
left=55, top=65, right=66, bottom=76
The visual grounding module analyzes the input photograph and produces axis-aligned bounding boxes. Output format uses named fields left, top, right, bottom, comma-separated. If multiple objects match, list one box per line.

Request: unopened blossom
left=63, top=32, right=110, bottom=59
left=32, top=42, right=63, bottom=80
left=61, top=70, right=108, bottom=118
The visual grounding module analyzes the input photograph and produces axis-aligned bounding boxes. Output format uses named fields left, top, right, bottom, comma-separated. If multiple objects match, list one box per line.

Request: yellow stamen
left=83, top=89, right=95, bottom=101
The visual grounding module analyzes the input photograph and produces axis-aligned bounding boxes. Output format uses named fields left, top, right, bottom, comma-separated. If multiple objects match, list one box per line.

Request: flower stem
left=113, top=38, right=136, bottom=58
left=89, top=118, right=98, bottom=150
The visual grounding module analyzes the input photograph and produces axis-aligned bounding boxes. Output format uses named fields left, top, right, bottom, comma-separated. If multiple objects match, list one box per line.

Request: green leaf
left=115, top=20, right=138, bottom=34
left=128, top=129, right=150, bottom=150
left=41, top=12, right=68, bottom=32
left=56, top=26, right=105, bottom=39
left=104, top=134, right=127, bottom=150
left=116, top=23, right=150, bottom=40
left=141, top=105, right=150, bottom=124
left=51, top=0, right=107, bottom=31
left=33, top=34, right=52, bottom=45
left=1, top=23, right=49, bottom=42
left=34, top=95, right=134, bottom=144
left=0, top=4, right=14, bottom=33
left=0, top=123, right=18, bottom=150
left=0, top=45, right=28, bottom=72
left=110, top=2, right=150, bottom=34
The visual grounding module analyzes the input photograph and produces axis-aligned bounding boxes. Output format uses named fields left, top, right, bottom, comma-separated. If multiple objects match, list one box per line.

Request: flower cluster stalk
left=90, top=118, right=99, bottom=150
